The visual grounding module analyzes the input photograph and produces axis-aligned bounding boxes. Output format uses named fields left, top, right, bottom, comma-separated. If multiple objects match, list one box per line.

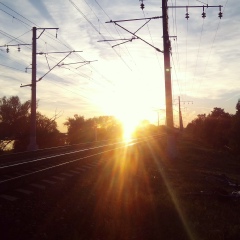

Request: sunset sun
left=99, top=81, right=156, bottom=141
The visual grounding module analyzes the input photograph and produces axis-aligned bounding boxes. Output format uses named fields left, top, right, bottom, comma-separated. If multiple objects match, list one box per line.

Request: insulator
left=218, top=12, right=223, bottom=19
left=140, top=3, right=144, bottom=10
left=6, top=47, right=9, bottom=53
left=185, top=13, right=189, bottom=20
left=18, top=46, right=20, bottom=52
left=202, top=12, right=206, bottom=18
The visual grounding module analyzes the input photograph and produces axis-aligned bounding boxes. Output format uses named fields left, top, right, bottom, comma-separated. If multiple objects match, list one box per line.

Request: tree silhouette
left=229, top=99, right=240, bottom=153
left=0, top=96, right=63, bottom=152
left=186, top=107, right=232, bottom=149
left=0, top=96, right=30, bottom=151
left=236, top=99, right=240, bottom=116
left=64, top=115, right=123, bottom=144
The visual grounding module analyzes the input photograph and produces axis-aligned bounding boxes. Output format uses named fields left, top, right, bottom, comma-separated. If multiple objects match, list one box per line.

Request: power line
left=0, top=8, right=32, bottom=28
left=184, top=13, right=189, bottom=99
left=191, top=18, right=205, bottom=94
left=171, top=53, right=181, bottom=97
left=0, top=29, right=31, bottom=48
left=141, top=9, right=163, bottom=75
left=94, top=0, right=111, bottom=20
left=197, top=5, right=225, bottom=91
left=0, top=2, right=37, bottom=27
left=0, top=2, right=117, bottom=93
left=94, top=0, right=137, bottom=66
left=0, top=63, right=27, bottom=73
left=5, top=29, right=31, bottom=45
left=69, top=0, right=133, bottom=71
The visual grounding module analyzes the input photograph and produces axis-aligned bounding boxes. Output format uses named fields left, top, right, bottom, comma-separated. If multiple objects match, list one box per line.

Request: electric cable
left=69, top=0, right=132, bottom=72
left=0, top=2, right=117, bottom=92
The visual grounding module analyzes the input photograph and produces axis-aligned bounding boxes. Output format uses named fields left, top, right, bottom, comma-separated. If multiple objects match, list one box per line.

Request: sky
left=0, top=0, right=239, bottom=132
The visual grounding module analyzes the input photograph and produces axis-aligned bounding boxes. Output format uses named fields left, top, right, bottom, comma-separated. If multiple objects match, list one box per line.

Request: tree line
left=0, top=96, right=64, bottom=153
left=0, top=96, right=160, bottom=153
left=185, top=99, right=240, bottom=154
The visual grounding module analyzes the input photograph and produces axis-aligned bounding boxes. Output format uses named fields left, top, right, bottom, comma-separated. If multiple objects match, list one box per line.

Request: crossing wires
left=69, top=0, right=133, bottom=72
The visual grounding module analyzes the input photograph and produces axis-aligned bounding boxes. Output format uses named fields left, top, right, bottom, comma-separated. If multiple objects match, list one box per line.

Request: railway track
left=0, top=134, right=165, bottom=200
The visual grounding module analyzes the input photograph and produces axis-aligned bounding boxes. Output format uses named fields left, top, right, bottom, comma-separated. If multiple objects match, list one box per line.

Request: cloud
left=0, top=0, right=239, bottom=130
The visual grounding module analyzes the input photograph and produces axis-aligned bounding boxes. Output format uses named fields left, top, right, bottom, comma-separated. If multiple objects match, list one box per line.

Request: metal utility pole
left=154, top=109, right=165, bottom=127
left=105, top=1, right=222, bottom=158
left=162, top=0, right=174, bottom=129
left=178, top=96, right=184, bottom=132
left=94, top=119, right=98, bottom=142
left=178, top=96, right=193, bottom=132
left=162, top=0, right=177, bottom=158
left=23, top=27, right=81, bottom=151
left=28, top=27, right=38, bottom=151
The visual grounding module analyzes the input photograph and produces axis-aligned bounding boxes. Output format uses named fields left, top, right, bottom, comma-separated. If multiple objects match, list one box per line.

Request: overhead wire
left=0, top=0, right=135, bottom=99
left=172, top=0, right=180, bottom=69
left=0, top=2, right=37, bottom=27
left=196, top=0, right=229, bottom=92
left=191, top=18, right=205, bottom=94
left=69, top=0, right=132, bottom=72
left=0, top=1, right=113, bottom=89
left=141, top=9, right=163, bottom=75
left=183, top=0, right=190, bottom=100
left=0, top=29, right=31, bottom=50
left=0, top=8, right=32, bottom=29
left=4, top=29, right=31, bottom=45
left=0, top=3, right=115, bottom=104
left=0, top=62, right=27, bottom=73
left=169, top=0, right=182, bottom=99
left=71, top=0, right=123, bottom=86
left=168, top=0, right=183, bottom=127
left=93, top=0, right=137, bottom=67
left=0, top=1, right=151, bottom=119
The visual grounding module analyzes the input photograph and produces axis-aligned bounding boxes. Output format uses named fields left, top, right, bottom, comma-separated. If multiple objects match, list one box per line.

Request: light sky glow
left=0, top=0, right=239, bottom=132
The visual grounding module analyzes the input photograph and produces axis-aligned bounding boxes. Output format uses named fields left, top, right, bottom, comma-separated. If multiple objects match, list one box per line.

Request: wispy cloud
left=0, top=0, right=239, bottom=130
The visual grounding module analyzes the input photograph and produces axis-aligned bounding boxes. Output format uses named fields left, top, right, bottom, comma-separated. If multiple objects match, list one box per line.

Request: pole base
left=167, top=133, right=177, bottom=159
left=27, top=137, right=38, bottom=151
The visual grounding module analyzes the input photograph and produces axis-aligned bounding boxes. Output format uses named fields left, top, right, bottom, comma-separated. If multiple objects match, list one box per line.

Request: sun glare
left=120, top=116, right=138, bottom=142
left=96, top=76, right=164, bottom=141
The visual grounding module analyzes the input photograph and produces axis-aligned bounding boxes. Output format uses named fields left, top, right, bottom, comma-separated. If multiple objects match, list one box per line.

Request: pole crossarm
left=58, top=60, right=97, bottom=69
left=0, top=43, right=31, bottom=47
left=112, top=37, right=137, bottom=48
left=58, top=60, right=97, bottom=66
left=36, top=28, right=59, bottom=39
left=168, top=5, right=223, bottom=8
left=21, top=50, right=83, bottom=87
left=98, top=37, right=137, bottom=48
left=168, top=5, right=223, bottom=19
left=0, top=43, right=31, bottom=53
left=25, top=64, right=32, bottom=73
left=37, top=51, right=77, bottom=82
left=106, top=17, right=163, bottom=53
left=181, top=101, right=193, bottom=105
left=98, top=38, right=137, bottom=42
left=106, top=16, right=162, bottom=23
left=20, top=83, right=32, bottom=88
left=37, top=51, right=82, bottom=55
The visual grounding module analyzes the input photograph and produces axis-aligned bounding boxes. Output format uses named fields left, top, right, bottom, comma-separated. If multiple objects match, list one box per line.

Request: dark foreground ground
left=1, top=135, right=240, bottom=240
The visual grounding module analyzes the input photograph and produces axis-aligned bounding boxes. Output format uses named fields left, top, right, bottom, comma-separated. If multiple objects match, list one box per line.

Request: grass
left=2, top=133, right=240, bottom=240
left=147, top=133, right=240, bottom=240
left=76, top=134, right=240, bottom=240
